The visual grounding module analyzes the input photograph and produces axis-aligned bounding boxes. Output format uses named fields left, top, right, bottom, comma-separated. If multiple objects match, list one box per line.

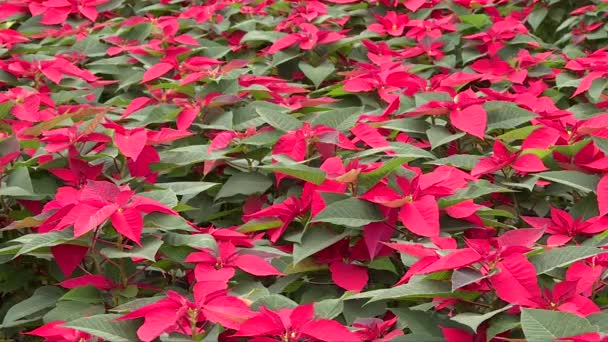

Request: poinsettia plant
left=2, top=0, right=608, bottom=341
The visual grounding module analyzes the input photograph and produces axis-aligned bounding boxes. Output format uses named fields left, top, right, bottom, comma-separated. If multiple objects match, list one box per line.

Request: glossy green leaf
left=484, top=101, right=537, bottom=131
left=312, top=198, right=384, bottom=227
left=2, top=286, right=63, bottom=327
left=64, top=314, right=141, bottom=342
left=529, top=246, right=604, bottom=274
left=255, top=105, right=302, bottom=132
left=258, top=163, right=326, bottom=185
left=293, top=228, right=349, bottom=264
left=299, top=61, right=335, bottom=88
left=536, top=171, right=600, bottom=193
left=100, top=237, right=163, bottom=261
left=215, top=172, right=273, bottom=199
left=156, top=182, right=220, bottom=196
left=520, top=309, right=597, bottom=342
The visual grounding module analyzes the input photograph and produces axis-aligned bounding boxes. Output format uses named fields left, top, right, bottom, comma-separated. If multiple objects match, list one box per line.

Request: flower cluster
left=2, top=0, right=608, bottom=341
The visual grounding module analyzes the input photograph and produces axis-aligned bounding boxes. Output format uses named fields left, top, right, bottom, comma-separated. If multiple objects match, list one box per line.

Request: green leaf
left=299, top=61, right=335, bottom=88
left=239, top=218, right=283, bottom=233
left=497, top=125, right=540, bottom=142
left=144, top=213, right=192, bottom=231
left=588, top=78, right=607, bottom=103
left=251, top=294, right=298, bottom=310
left=0, top=166, right=35, bottom=197
left=529, top=246, right=604, bottom=274
left=64, top=314, right=141, bottom=342
left=118, top=285, right=139, bottom=299
left=536, top=171, right=600, bottom=193
left=427, top=155, right=481, bottom=170
left=271, top=50, right=301, bottom=67
left=368, top=257, right=397, bottom=273
left=484, top=101, right=537, bottom=131
left=439, top=180, right=512, bottom=208
left=60, top=286, right=102, bottom=304
left=241, top=30, right=286, bottom=42
left=593, top=137, right=608, bottom=156
left=352, top=276, right=476, bottom=303
left=284, top=257, right=327, bottom=274
left=215, top=172, right=273, bottom=199
left=100, top=237, right=163, bottom=261
left=44, top=301, right=105, bottom=323
left=427, top=126, right=466, bottom=150
left=343, top=300, right=387, bottom=326
left=139, top=189, right=178, bottom=208
left=2, top=286, right=64, bottom=327
left=391, top=142, right=436, bottom=159
left=487, top=315, right=520, bottom=340
left=355, top=143, right=435, bottom=160
left=460, top=13, right=491, bottom=28
left=110, top=297, right=166, bottom=313
left=502, top=175, right=539, bottom=192
left=162, top=333, right=199, bottom=342
left=0, top=101, right=13, bottom=119
left=255, top=105, right=302, bottom=132
left=587, top=312, right=608, bottom=333
left=120, top=22, right=152, bottom=41
left=570, top=193, right=599, bottom=221
left=312, top=198, right=384, bottom=227
left=311, top=107, right=362, bottom=132
left=15, top=230, right=76, bottom=257
left=293, top=228, right=349, bottom=264
left=381, top=118, right=427, bottom=135
left=357, top=157, right=408, bottom=193
left=415, top=92, right=451, bottom=107
left=569, top=104, right=602, bottom=120
left=451, top=268, right=493, bottom=291
left=164, top=233, right=217, bottom=252
left=240, top=130, right=282, bottom=146
left=314, top=298, right=344, bottom=319
left=390, top=307, right=446, bottom=337
left=156, top=145, right=214, bottom=167
left=0, top=135, right=19, bottom=155
left=258, top=163, right=326, bottom=185
left=553, top=139, right=591, bottom=158
left=326, top=84, right=350, bottom=97
left=450, top=306, right=511, bottom=332
left=527, top=7, right=548, bottom=31
left=520, top=308, right=597, bottom=342
left=157, top=182, right=219, bottom=196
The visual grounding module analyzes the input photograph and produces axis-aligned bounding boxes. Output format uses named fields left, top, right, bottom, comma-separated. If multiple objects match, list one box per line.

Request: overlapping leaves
left=2, top=0, right=608, bottom=342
